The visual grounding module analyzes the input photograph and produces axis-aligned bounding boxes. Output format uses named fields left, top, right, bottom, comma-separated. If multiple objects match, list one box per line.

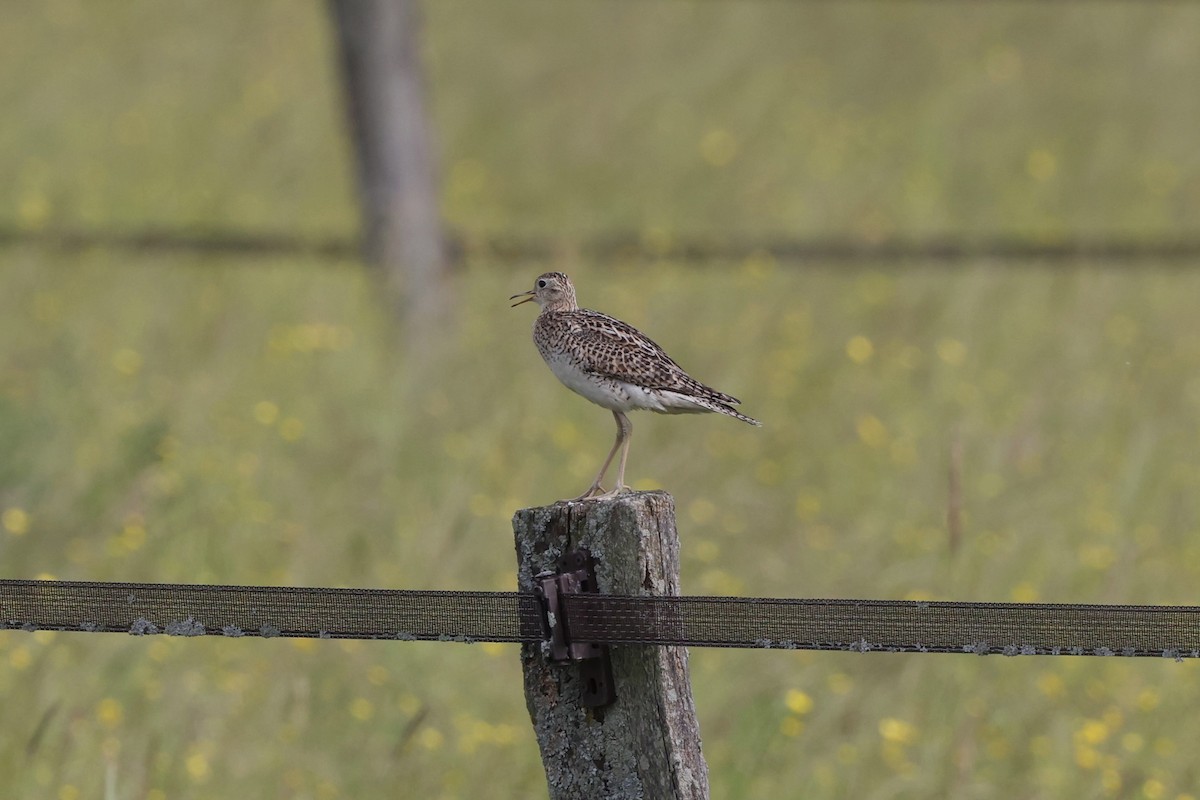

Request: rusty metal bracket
left=534, top=548, right=616, bottom=708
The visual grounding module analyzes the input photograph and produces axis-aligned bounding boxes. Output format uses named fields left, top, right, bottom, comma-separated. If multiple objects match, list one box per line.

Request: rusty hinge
left=535, top=549, right=616, bottom=708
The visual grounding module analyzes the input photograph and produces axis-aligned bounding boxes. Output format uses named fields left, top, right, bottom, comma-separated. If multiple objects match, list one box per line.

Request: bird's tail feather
left=662, top=391, right=761, bottom=426
left=685, top=378, right=741, bottom=406
left=712, top=402, right=762, bottom=427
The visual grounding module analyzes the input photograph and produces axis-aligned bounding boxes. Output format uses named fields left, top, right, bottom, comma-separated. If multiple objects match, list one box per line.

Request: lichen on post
left=513, top=491, right=709, bottom=800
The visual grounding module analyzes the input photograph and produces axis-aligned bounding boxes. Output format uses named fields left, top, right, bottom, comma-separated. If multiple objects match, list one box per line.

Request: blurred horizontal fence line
left=4, top=225, right=1200, bottom=266
left=4, top=578, right=1200, bottom=659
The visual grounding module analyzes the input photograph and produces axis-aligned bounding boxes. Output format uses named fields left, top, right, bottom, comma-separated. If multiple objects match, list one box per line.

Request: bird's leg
left=589, top=412, right=634, bottom=500
left=608, top=411, right=634, bottom=495
left=572, top=410, right=626, bottom=500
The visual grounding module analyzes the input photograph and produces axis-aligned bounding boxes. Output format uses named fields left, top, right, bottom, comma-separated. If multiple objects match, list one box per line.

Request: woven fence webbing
left=565, top=595, right=1200, bottom=657
left=0, top=579, right=545, bottom=642
left=3, top=579, right=1200, bottom=658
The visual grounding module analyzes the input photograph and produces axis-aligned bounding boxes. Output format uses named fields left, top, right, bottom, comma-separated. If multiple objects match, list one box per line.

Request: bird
left=511, top=271, right=760, bottom=500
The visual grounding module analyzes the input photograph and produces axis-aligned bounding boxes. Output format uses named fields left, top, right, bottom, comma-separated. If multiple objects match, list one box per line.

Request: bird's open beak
left=509, top=290, right=535, bottom=308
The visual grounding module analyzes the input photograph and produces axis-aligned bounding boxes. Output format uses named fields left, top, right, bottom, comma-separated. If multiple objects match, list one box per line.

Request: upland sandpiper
left=511, top=272, right=760, bottom=500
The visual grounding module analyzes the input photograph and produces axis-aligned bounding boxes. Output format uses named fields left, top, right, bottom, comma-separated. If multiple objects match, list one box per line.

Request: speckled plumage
left=511, top=272, right=760, bottom=500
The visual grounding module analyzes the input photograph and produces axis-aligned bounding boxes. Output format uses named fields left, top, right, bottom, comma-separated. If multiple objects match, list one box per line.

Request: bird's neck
left=539, top=297, right=579, bottom=315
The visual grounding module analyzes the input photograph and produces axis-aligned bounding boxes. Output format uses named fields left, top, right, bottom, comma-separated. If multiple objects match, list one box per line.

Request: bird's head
left=510, top=272, right=578, bottom=313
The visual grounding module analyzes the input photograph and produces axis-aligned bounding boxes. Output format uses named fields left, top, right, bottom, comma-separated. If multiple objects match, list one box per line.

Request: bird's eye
left=537, top=279, right=547, bottom=289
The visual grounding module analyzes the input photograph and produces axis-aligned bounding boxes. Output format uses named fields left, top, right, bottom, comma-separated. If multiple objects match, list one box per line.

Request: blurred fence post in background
left=328, top=0, right=449, bottom=334
left=513, top=493, right=709, bottom=800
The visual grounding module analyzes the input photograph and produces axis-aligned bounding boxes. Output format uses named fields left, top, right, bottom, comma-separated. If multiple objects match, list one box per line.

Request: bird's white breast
left=543, top=351, right=628, bottom=409
left=540, top=351, right=703, bottom=414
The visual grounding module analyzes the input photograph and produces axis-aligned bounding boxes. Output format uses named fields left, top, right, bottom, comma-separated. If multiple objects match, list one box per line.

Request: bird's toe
left=570, top=484, right=607, bottom=502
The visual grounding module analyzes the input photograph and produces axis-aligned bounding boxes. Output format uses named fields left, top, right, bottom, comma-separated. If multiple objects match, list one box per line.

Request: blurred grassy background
left=2, top=1, right=1200, bottom=798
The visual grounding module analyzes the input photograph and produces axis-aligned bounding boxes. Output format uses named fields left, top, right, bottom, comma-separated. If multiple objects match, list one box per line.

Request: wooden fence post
left=513, top=491, right=709, bottom=800
left=327, top=0, right=449, bottom=333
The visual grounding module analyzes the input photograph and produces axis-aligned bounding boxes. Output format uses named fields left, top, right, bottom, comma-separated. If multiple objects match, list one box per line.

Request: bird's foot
left=570, top=483, right=608, bottom=502
left=569, top=483, right=635, bottom=502
left=589, top=484, right=634, bottom=500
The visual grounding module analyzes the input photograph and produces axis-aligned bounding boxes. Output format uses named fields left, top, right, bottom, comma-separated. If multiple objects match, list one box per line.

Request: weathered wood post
left=513, top=491, right=709, bottom=800
left=327, top=0, right=450, bottom=333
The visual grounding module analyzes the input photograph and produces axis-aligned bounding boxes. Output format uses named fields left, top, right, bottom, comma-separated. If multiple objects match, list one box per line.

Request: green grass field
left=2, top=2, right=1200, bottom=798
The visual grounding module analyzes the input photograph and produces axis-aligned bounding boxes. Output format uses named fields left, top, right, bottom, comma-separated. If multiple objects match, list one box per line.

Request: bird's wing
left=564, top=310, right=741, bottom=404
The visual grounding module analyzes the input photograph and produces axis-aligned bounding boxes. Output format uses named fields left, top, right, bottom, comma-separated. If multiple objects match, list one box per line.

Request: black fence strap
left=6, top=226, right=1200, bottom=266
left=564, top=595, right=1200, bottom=658
left=0, top=579, right=544, bottom=642
left=3, top=579, right=1199, bottom=658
